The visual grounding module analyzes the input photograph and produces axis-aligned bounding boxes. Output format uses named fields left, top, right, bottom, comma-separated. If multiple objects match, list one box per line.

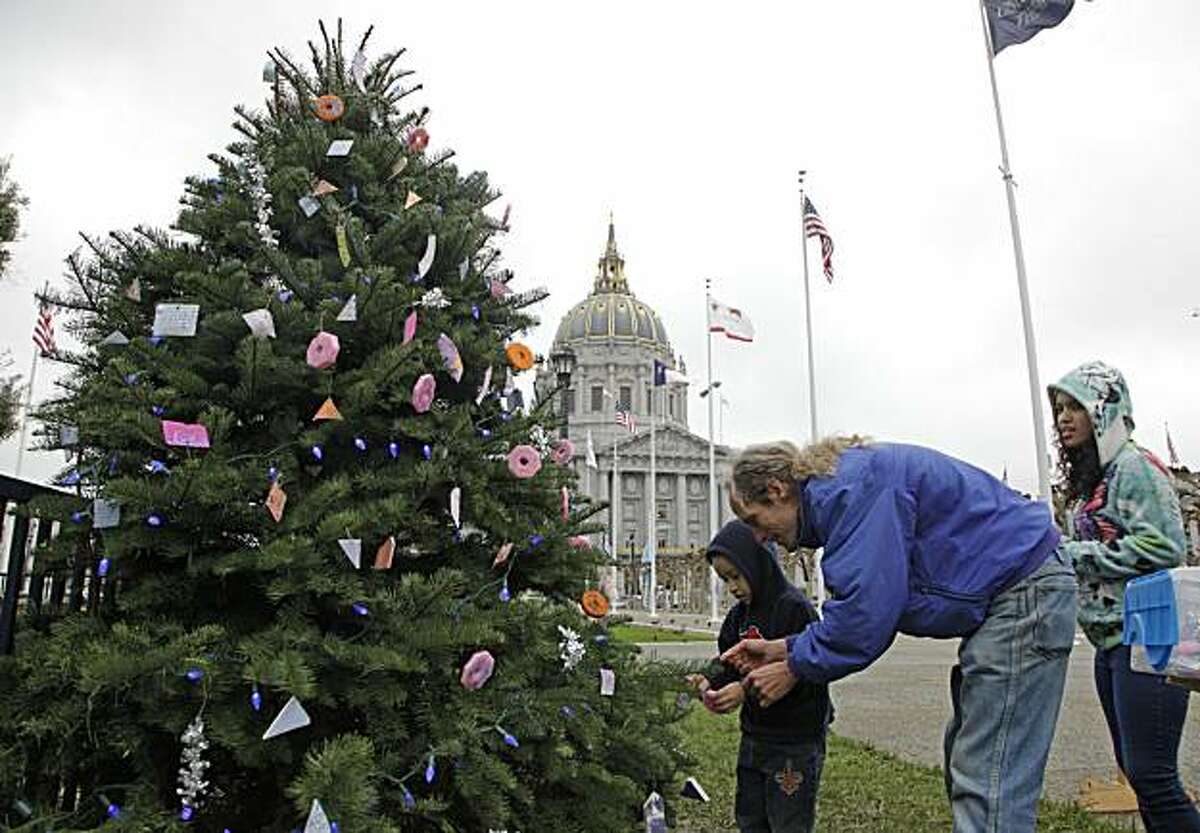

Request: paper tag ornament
left=336, top=222, right=351, bottom=267
left=402, top=311, right=418, bottom=344
left=304, top=799, right=332, bottom=833
left=374, top=536, right=395, bottom=570
left=298, top=195, right=321, bottom=217
left=643, top=792, right=667, bottom=833
left=312, top=398, right=343, bottom=421
left=387, top=156, right=409, bottom=181
left=162, top=420, right=210, bottom=449
left=59, top=425, right=79, bottom=447
left=262, top=696, right=311, bottom=740
left=312, top=179, right=339, bottom=197
left=599, top=667, right=616, bottom=697
left=449, top=486, right=461, bottom=528
left=404, top=190, right=423, bottom=210
left=475, top=365, right=493, bottom=406
left=124, top=278, right=141, bottom=302
left=266, top=481, right=287, bottom=522
left=350, top=47, right=367, bottom=87
left=242, top=309, right=276, bottom=339
left=437, top=334, right=464, bottom=382
left=336, top=294, right=357, bottom=322
left=338, top=538, right=362, bottom=569
left=326, top=139, right=354, bottom=157
left=93, top=498, right=121, bottom=529
left=458, top=258, right=469, bottom=281
left=100, top=330, right=130, bottom=346
left=417, top=234, right=437, bottom=279
left=152, top=303, right=200, bottom=337
left=492, top=542, right=514, bottom=569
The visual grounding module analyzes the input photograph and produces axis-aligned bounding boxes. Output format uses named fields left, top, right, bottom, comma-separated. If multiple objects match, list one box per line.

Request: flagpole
left=14, top=349, right=39, bottom=479
left=706, top=279, right=721, bottom=625
left=612, top=432, right=621, bottom=589
left=648, top=365, right=658, bottom=621
left=978, top=0, right=1053, bottom=504
left=798, top=172, right=819, bottom=444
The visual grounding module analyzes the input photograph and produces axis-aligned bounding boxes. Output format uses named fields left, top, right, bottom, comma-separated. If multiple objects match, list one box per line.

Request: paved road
left=639, top=632, right=1200, bottom=803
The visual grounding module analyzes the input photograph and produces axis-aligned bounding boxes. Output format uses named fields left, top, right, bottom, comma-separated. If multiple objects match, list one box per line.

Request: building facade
left=536, top=222, right=736, bottom=607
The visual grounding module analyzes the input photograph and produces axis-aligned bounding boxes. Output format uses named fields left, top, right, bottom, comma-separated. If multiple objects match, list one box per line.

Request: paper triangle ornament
left=404, top=190, right=423, bottom=210
left=312, top=397, right=343, bottom=421
left=242, top=308, right=276, bottom=338
left=449, top=486, right=461, bottom=528
left=338, top=538, right=362, bottom=569
left=266, top=481, right=287, bottom=523
left=492, top=541, right=514, bottom=569
left=643, top=792, right=667, bottom=833
left=417, top=234, right=437, bottom=279
left=100, top=330, right=130, bottom=347
left=262, top=696, right=311, bottom=740
left=312, top=179, right=339, bottom=197
left=680, top=777, right=710, bottom=802
left=336, top=294, right=357, bottom=322
left=387, top=156, right=409, bottom=181
left=124, top=277, right=141, bottom=302
left=437, top=333, right=464, bottom=382
left=374, top=536, right=395, bottom=570
left=304, top=799, right=331, bottom=833
left=326, top=139, right=353, bottom=157
left=402, top=310, right=418, bottom=345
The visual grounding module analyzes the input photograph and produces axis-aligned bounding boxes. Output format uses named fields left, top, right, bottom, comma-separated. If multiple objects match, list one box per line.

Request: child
left=692, top=520, right=831, bottom=833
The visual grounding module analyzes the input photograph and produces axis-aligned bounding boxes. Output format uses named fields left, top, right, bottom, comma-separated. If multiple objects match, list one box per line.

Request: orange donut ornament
left=505, top=342, right=534, bottom=371
left=313, top=94, right=345, bottom=122
left=581, top=589, right=610, bottom=619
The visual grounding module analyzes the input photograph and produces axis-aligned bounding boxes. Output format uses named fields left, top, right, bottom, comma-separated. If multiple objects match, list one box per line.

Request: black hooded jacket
left=704, top=521, right=832, bottom=741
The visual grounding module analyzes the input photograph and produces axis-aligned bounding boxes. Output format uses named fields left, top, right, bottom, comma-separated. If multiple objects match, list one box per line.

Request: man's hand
left=685, top=673, right=710, bottom=695
left=720, top=638, right=788, bottom=673
left=703, top=681, right=745, bottom=714
left=745, top=660, right=799, bottom=708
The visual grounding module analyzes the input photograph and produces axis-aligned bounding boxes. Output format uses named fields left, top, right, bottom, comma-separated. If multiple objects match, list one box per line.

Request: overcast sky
left=3, top=0, right=1199, bottom=496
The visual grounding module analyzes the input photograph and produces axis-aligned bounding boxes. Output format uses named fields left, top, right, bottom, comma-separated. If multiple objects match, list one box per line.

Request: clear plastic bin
left=1124, top=567, right=1200, bottom=678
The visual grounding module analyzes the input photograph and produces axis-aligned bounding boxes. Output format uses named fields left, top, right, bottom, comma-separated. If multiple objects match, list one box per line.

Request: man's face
left=731, top=480, right=800, bottom=549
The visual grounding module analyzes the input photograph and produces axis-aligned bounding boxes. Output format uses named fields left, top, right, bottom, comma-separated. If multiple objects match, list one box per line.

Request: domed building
left=537, top=221, right=736, bottom=606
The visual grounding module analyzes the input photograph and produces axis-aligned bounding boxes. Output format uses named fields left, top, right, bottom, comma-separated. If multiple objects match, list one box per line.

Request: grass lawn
left=674, top=707, right=1126, bottom=832
left=609, top=623, right=716, bottom=644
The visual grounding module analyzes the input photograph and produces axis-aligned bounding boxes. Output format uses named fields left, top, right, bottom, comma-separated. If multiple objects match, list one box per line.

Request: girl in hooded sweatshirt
left=691, top=520, right=831, bottom=833
left=1050, top=360, right=1200, bottom=832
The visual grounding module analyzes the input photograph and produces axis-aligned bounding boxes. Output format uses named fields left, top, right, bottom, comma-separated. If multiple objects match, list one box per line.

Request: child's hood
left=1048, top=361, right=1134, bottom=466
left=707, top=520, right=787, bottom=614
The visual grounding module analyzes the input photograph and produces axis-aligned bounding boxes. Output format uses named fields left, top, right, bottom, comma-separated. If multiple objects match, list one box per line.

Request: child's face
left=712, top=554, right=752, bottom=606
left=1052, top=391, right=1092, bottom=449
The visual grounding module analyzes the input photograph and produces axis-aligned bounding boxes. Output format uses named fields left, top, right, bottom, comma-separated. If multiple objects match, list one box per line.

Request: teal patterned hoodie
left=1049, top=361, right=1186, bottom=649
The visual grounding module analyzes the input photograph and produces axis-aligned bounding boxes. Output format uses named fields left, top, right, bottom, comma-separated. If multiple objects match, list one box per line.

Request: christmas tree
left=1, top=22, right=687, bottom=832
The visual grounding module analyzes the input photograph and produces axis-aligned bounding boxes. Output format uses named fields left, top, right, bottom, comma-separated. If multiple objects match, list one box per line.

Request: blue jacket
left=786, top=443, right=1059, bottom=684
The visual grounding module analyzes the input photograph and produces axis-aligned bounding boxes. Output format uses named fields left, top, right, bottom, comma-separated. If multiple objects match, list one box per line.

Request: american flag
left=32, top=303, right=56, bottom=356
left=804, top=197, right=835, bottom=282
left=615, top=408, right=636, bottom=433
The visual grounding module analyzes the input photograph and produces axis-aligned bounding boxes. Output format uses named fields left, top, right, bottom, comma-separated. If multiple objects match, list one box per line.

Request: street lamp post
left=549, top=345, right=577, bottom=440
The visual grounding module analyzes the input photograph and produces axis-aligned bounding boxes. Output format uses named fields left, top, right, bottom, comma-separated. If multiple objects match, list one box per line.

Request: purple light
left=152, top=405, right=165, bottom=417
left=471, top=305, right=480, bottom=321
left=71, top=511, right=86, bottom=523
left=61, top=470, right=81, bottom=486
left=268, top=465, right=279, bottom=481
left=352, top=603, right=369, bottom=616
left=425, top=756, right=436, bottom=784
left=278, top=289, right=294, bottom=303
left=106, top=803, right=120, bottom=819
left=98, top=558, right=111, bottom=577
left=311, top=445, right=324, bottom=462
left=251, top=686, right=262, bottom=712
left=330, top=823, right=339, bottom=833
left=146, top=513, right=163, bottom=528
left=479, top=428, right=491, bottom=439
left=499, top=582, right=511, bottom=603
left=354, top=437, right=368, bottom=452
left=180, top=804, right=194, bottom=821
left=561, top=705, right=575, bottom=718
left=529, top=534, right=544, bottom=548
left=146, top=460, right=169, bottom=474
left=499, top=728, right=519, bottom=748
left=422, top=444, right=432, bottom=461
left=186, top=667, right=204, bottom=682
left=402, top=785, right=416, bottom=809
left=149, top=336, right=165, bottom=347
left=388, top=441, right=400, bottom=459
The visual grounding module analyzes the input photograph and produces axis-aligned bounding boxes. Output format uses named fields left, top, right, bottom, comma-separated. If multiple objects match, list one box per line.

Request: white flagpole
left=798, top=172, right=819, bottom=443
left=14, top=349, right=39, bottom=479
left=706, top=280, right=721, bottom=625
left=612, top=432, right=621, bottom=578
left=648, top=366, right=658, bottom=620
left=978, top=0, right=1053, bottom=504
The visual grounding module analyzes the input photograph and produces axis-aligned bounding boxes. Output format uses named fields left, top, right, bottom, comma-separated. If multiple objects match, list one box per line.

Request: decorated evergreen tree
left=0, top=23, right=687, bottom=832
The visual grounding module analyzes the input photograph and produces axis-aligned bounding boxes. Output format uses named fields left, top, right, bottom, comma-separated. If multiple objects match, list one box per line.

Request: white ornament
left=176, top=713, right=211, bottom=813
left=558, top=625, right=585, bottom=671
left=420, top=288, right=450, bottom=309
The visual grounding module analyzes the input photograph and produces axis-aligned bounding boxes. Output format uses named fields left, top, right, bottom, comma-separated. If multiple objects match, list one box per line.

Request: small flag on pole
left=803, top=197, right=835, bottom=282
left=652, top=359, right=689, bottom=386
left=615, top=408, right=636, bottom=433
left=984, top=0, right=1075, bottom=55
left=708, top=298, right=754, bottom=342
left=1166, top=423, right=1181, bottom=468
left=32, top=303, right=56, bottom=356
left=586, top=429, right=598, bottom=469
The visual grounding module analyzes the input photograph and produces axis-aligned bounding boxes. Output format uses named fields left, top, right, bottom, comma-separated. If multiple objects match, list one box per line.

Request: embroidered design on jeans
left=775, top=761, right=803, bottom=797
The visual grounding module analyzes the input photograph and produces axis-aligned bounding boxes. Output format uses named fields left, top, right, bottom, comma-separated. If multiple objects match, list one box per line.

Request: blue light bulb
left=149, top=336, right=165, bottom=347
left=278, top=289, right=294, bottom=303
left=471, top=305, right=480, bottom=321
left=71, top=511, right=85, bottom=523
left=499, top=582, right=511, bottom=603
left=529, top=534, right=544, bottom=548
left=98, top=558, right=111, bottom=577
left=425, top=756, right=436, bottom=784
left=268, top=465, right=279, bottom=481
left=561, top=705, right=575, bottom=718
left=152, top=405, right=165, bottom=417
left=388, top=441, right=400, bottom=459
left=180, top=804, right=194, bottom=821
left=479, top=428, right=491, bottom=439
left=402, top=785, right=416, bottom=809
left=106, top=802, right=120, bottom=819
left=499, top=728, right=519, bottom=748
left=422, top=444, right=432, bottom=461
left=186, top=667, right=204, bottom=682
left=311, top=444, right=324, bottom=462
left=354, top=437, right=368, bottom=453
left=352, top=602, right=369, bottom=616
left=330, top=823, right=339, bottom=833
left=251, top=686, right=262, bottom=712
left=147, top=513, right=163, bottom=528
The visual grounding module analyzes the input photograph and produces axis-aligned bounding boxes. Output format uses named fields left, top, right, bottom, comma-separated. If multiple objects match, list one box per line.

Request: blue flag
left=984, top=0, right=1074, bottom=54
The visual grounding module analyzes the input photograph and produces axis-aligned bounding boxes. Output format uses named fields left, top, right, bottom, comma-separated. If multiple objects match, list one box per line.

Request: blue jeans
left=1094, top=645, right=1200, bottom=832
left=735, top=734, right=824, bottom=832
left=942, top=546, right=1077, bottom=833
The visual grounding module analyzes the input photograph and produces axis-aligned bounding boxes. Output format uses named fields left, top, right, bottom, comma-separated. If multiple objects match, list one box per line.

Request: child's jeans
left=735, top=733, right=825, bottom=832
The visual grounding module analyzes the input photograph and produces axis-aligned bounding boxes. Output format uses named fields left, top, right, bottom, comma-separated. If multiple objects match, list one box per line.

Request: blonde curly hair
left=731, top=435, right=871, bottom=507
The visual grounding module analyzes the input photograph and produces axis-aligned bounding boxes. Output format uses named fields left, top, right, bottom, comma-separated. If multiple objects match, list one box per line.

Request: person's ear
left=766, top=479, right=789, bottom=504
